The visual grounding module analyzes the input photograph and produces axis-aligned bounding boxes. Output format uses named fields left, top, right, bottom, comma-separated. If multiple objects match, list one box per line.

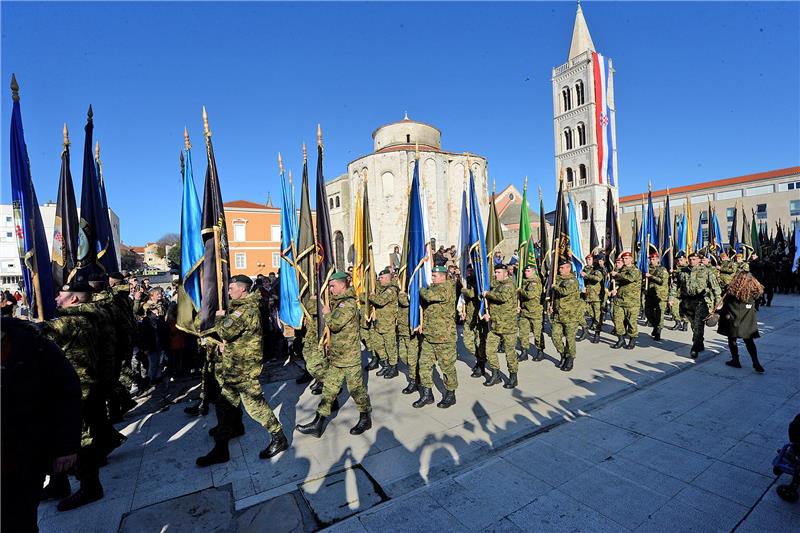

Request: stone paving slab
left=37, top=295, right=800, bottom=532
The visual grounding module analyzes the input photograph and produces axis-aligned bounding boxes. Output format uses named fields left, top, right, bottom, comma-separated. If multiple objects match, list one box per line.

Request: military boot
left=577, top=326, right=588, bottom=342
left=376, top=360, right=388, bottom=376
left=184, top=399, right=208, bottom=416
left=681, top=321, right=689, bottom=331
left=350, top=412, right=372, bottom=435
left=402, top=379, right=418, bottom=395
left=531, top=346, right=544, bottom=361
left=625, top=336, right=637, bottom=350
left=310, top=380, right=324, bottom=395
left=331, top=396, right=341, bottom=412
left=517, top=348, right=527, bottom=362
left=196, top=441, right=230, bottom=467
left=57, top=478, right=103, bottom=512
left=365, top=355, right=379, bottom=371
left=383, top=365, right=398, bottom=379
left=591, top=329, right=600, bottom=344
left=209, top=423, right=245, bottom=438
left=412, top=386, right=435, bottom=408
left=561, top=357, right=574, bottom=372
left=689, top=343, right=699, bottom=359
left=612, top=335, right=626, bottom=349
left=437, top=390, right=457, bottom=409
left=503, top=372, right=518, bottom=389
left=259, top=430, right=289, bottom=459
left=698, top=342, right=706, bottom=352
left=471, top=361, right=485, bottom=378
left=296, top=413, right=326, bottom=438
left=42, top=473, right=71, bottom=500
left=653, top=328, right=662, bottom=341
left=556, top=352, right=565, bottom=368
left=483, top=367, right=502, bottom=387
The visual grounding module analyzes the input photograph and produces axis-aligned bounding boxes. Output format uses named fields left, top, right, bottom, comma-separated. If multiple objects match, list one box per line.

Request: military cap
left=675, top=251, right=687, bottom=259
left=585, top=254, right=594, bottom=260
left=688, top=252, right=699, bottom=258
left=379, top=267, right=392, bottom=276
left=108, top=271, right=125, bottom=281
left=558, top=259, right=570, bottom=267
left=432, top=266, right=448, bottom=273
left=494, top=263, right=507, bottom=270
left=230, top=274, right=253, bottom=287
left=330, top=271, right=349, bottom=281
left=593, top=254, right=604, bottom=261
left=620, top=251, right=632, bottom=259
left=649, top=251, right=660, bottom=259
left=60, top=281, right=93, bottom=293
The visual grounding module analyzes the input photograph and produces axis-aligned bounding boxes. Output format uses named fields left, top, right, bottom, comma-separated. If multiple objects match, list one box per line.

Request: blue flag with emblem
left=468, top=168, right=490, bottom=317
left=8, top=75, right=55, bottom=320
left=279, top=164, right=303, bottom=329
left=406, top=159, right=429, bottom=331
left=176, top=136, right=204, bottom=333
left=567, top=193, right=585, bottom=290
left=637, top=188, right=657, bottom=274
left=676, top=211, right=687, bottom=255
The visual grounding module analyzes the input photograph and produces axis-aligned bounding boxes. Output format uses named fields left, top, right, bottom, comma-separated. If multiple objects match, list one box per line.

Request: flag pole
left=203, top=106, right=224, bottom=308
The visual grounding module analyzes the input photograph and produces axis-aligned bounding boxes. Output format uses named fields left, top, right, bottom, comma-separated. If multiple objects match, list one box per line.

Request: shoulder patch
left=338, top=302, right=346, bottom=308
left=233, top=310, right=243, bottom=318
left=223, top=318, right=233, bottom=328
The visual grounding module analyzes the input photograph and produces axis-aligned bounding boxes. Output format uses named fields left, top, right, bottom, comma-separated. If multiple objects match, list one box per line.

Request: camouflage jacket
left=552, top=273, right=582, bottom=323
left=719, top=260, right=737, bottom=286
left=676, top=264, right=721, bottom=307
left=420, top=280, right=456, bottom=344
left=615, top=265, right=642, bottom=309
left=583, top=265, right=606, bottom=303
left=215, top=292, right=263, bottom=380
left=397, top=290, right=411, bottom=337
left=368, top=282, right=399, bottom=334
left=461, top=284, right=482, bottom=326
left=325, top=287, right=360, bottom=367
left=93, top=288, right=135, bottom=355
left=646, top=265, right=669, bottom=301
left=42, top=305, right=102, bottom=389
left=518, top=275, right=544, bottom=318
left=485, top=278, right=517, bottom=334
left=301, top=295, right=318, bottom=343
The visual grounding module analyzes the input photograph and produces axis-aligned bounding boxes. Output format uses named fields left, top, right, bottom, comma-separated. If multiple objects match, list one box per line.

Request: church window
left=563, top=128, right=573, bottom=151
left=406, top=134, right=411, bottom=143
left=562, top=87, right=572, bottom=112
left=329, top=198, right=334, bottom=209
left=381, top=171, right=395, bottom=197
left=580, top=201, right=589, bottom=221
left=566, top=168, right=574, bottom=188
left=579, top=164, right=587, bottom=186
left=335, top=196, right=340, bottom=208
left=577, top=123, right=586, bottom=146
left=575, top=80, right=585, bottom=106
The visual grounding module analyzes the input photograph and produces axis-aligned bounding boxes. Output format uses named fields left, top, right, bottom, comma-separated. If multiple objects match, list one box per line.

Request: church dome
left=371, top=114, right=441, bottom=153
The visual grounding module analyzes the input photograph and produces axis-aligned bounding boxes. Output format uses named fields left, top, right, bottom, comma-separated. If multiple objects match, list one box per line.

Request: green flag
left=485, top=186, right=503, bottom=263
left=517, top=179, right=534, bottom=288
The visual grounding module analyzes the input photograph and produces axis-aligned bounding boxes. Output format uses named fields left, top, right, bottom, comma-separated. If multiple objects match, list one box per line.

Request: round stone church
left=326, top=116, right=490, bottom=270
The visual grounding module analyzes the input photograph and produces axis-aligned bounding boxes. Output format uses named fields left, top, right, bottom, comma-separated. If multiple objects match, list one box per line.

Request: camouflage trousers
left=585, top=301, right=604, bottom=330
left=360, top=325, right=373, bottom=353
left=303, top=335, right=329, bottom=382
left=518, top=312, right=545, bottom=351
left=318, top=365, right=371, bottom=417
left=463, top=322, right=487, bottom=364
left=372, top=330, right=398, bottom=365
left=219, top=377, right=282, bottom=435
left=644, top=297, right=667, bottom=331
left=551, top=320, right=578, bottom=358
left=419, top=339, right=458, bottom=391
left=398, top=334, right=419, bottom=382
left=670, top=297, right=685, bottom=321
left=680, top=297, right=709, bottom=346
left=200, top=345, right=220, bottom=403
left=612, top=305, right=640, bottom=336
left=487, top=330, right=518, bottom=374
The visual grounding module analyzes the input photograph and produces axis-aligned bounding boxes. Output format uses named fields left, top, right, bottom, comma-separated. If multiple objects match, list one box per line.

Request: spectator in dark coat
left=717, top=272, right=765, bottom=373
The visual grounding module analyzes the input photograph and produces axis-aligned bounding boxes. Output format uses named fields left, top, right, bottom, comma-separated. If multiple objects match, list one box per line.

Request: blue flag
left=8, top=76, right=56, bottom=320
left=695, top=211, right=705, bottom=252
left=567, top=193, right=585, bottom=289
left=676, top=211, right=687, bottom=255
left=638, top=189, right=657, bottom=274
left=406, top=160, right=429, bottom=331
left=710, top=209, right=724, bottom=259
left=180, top=146, right=203, bottom=310
left=94, top=145, right=119, bottom=273
left=279, top=169, right=303, bottom=329
left=468, top=169, right=490, bottom=317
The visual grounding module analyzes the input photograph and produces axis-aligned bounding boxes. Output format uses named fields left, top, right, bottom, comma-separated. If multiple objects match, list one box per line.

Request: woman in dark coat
left=717, top=272, right=765, bottom=373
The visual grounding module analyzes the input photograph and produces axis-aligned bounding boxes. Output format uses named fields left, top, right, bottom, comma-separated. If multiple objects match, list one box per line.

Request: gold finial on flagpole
left=302, top=142, right=307, bottom=163
left=202, top=106, right=211, bottom=138
left=10, top=73, right=19, bottom=102
left=278, top=152, right=284, bottom=175
left=184, top=126, right=191, bottom=150
left=63, top=123, right=70, bottom=148
left=317, top=124, right=322, bottom=147
left=95, top=140, right=100, bottom=161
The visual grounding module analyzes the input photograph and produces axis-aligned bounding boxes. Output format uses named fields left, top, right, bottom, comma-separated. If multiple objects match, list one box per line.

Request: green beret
left=379, top=267, right=392, bottom=276
left=330, top=271, right=349, bottom=281
left=494, top=263, right=507, bottom=270
left=432, top=266, right=447, bottom=273
left=61, top=281, right=93, bottom=293
left=230, top=274, right=253, bottom=287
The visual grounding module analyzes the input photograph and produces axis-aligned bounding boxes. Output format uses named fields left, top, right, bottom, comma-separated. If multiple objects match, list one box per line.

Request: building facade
left=223, top=200, right=283, bottom=277
left=329, top=116, right=490, bottom=270
left=0, top=203, right=121, bottom=292
left=552, top=4, right=619, bottom=251
left=618, top=167, right=800, bottom=249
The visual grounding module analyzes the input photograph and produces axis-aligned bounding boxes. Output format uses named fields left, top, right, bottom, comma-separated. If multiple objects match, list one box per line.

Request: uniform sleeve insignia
left=223, top=318, right=233, bottom=327
left=338, top=302, right=346, bottom=308
left=233, top=310, right=243, bottom=318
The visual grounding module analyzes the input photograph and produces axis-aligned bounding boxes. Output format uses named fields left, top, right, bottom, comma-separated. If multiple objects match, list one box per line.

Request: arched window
left=562, top=87, right=572, bottom=112
left=381, top=171, right=394, bottom=197
left=580, top=201, right=589, bottom=221
left=579, top=164, right=587, bottom=186
left=334, top=231, right=345, bottom=271
left=575, top=80, right=585, bottom=106
left=335, top=196, right=340, bottom=208
left=563, top=128, right=573, bottom=151
left=566, top=168, right=574, bottom=188
left=577, top=123, right=586, bottom=146
left=329, top=198, right=334, bottom=209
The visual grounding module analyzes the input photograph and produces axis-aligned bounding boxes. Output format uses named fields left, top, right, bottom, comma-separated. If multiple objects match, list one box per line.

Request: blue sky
left=2, top=1, right=798, bottom=245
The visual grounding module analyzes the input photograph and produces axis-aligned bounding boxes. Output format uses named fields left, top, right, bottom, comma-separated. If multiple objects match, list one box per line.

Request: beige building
left=618, top=166, right=800, bottom=248
left=327, top=116, right=490, bottom=270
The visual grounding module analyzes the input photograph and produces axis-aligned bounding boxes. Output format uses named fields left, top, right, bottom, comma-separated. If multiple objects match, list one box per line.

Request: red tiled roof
left=619, top=166, right=800, bottom=204
left=130, top=246, right=145, bottom=254
left=225, top=200, right=267, bottom=209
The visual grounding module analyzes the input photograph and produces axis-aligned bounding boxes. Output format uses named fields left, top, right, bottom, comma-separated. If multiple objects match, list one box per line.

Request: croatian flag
left=592, top=52, right=615, bottom=187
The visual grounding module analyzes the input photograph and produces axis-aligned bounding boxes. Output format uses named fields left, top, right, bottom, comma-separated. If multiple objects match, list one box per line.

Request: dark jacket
left=717, top=294, right=760, bottom=339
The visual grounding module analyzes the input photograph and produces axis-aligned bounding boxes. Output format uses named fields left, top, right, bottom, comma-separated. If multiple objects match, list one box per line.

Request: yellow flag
left=686, top=198, right=694, bottom=254
left=352, top=184, right=364, bottom=303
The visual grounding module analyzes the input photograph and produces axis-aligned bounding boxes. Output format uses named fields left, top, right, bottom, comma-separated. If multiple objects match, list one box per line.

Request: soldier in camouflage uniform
left=297, top=272, right=372, bottom=438
left=413, top=266, right=458, bottom=408
left=461, top=265, right=487, bottom=377
left=300, top=294, right=328, bottom=395
left=41, top=282, right=117, bottom=511
left=610, top=251, right=642, bottom=350
left=581, top=254, right=606, bottom=343
left=518, top=264, right=545, bottom=360
left=644, top=252, right=670, bottom=341
left=669, top=252, right=689, bottom=331
left=196, top=275, right=288, bottom=467
left=676, top=252, right=722, bottom=358
left=362, top=292, right=378, bottom=372
left=483, top=264, right=519, bottom=388
left=369, top=268, right=399, bottom=379
left=718, top=252, right=737, bottom=287
left=550, top=260, right=582, bottom=372
left=397, top=283, right=420, bottom=394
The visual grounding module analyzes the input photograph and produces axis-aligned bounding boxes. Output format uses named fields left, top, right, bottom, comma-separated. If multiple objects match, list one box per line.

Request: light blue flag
left=279, top=170, right=303, bottom=329
left=180, top=148, right=203, bottom=310
left=676, top=212, right=687, bottom=254
left=458, top=187, right=469, bottom=285
left=567, top=193, right=585, bottom=290
left=638, top=189, right=656, bottom=273
left=711, top=210, right=724, bottom=259
left=695, top=211, right=705, bottom=252
left=468, top=169, right=490, bottom=316
left=407, top=160, right=429, bottom=331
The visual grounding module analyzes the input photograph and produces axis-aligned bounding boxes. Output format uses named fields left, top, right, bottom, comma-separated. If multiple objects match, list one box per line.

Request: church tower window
left=579, top=164, right=587, bottom=185
left=580, top=201, right=589, bottom=221
left=566, top=168, right=574, bottom=189
left=562, top=87, right=572, bottom=112
left=563, top=128, right=573, bottom=151
left=577, top=123, right=586, bottom=146
left=406, top=134, right=411, bottom=143
left=575, top=80, right=585, bottom=106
